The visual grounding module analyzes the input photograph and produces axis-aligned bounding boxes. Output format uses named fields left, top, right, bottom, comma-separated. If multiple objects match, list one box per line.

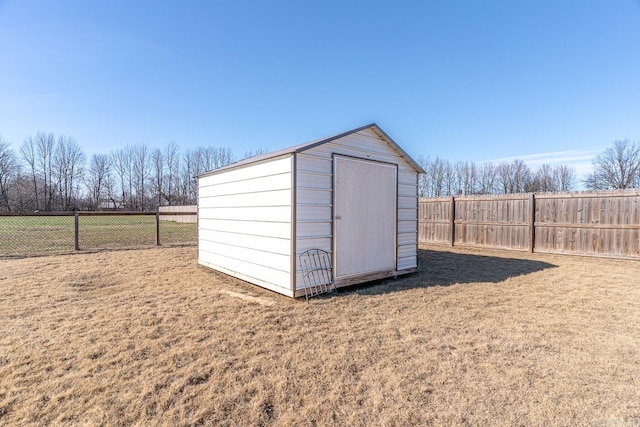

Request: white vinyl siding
left=294, top=128, right=418, bottom=290
left=198, top=155, right=293, bottom=296
left=197, top=125, right=421, bottom=297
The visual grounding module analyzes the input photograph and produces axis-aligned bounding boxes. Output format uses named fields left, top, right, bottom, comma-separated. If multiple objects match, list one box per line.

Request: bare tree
left=11, top=172, right=35, bottom=212
left=532, top=164, right=556, bottom=192
left=468, top=161, right=479, bottom=194
left=477, top=162, right=497, bottom=195
left=163, top=141, right=180, bottom=205
left=455, top=161, right=478, bottom=195
left=104, top=172, right=117, bottom=209
left=198, top=147, right=213, bottom=173
left=180, top=149, right=198, bottom=204
left=418, top=155, right=429, bottom=197
left=174, top=146, right=235, bottom=205
left=513, top=160, right=533, bottom=193
left=419, top=156, right=448, bottom=197
left=242, top=147, right=269, bottom=160
left=20, top=136, right=39, bottom=211
left=586, top=139, right=640, bottom=190
left=429, top=157, right=447, bottom=197
left=84, top=154, right=111, bottom=210
left=530, top=164, right=576, bottom=193
left=36, top=132, right=56, bottom=211
left=213, top=146, right=234, bottom=169
left=495, top=162, right=510, bottom=194
left=199, top=146, right=234, bottom=173
left=20, top=132, right=56, bottom=211
left=443, top=160, right=456, bottom=196
left=497, top=159, right=532, bottom=194
left=132, top=143, right=150, bottom=210
left=584, top=172, right=602, bottom=190
left=151, top=148, right=163, bottom=208
left=53, top=135, right=85, bottom=210
left=553, top=165, right=575, bottom=192
left=0, top=135, right=20, bottom=212
left=111, top=146, right=133, bottom=209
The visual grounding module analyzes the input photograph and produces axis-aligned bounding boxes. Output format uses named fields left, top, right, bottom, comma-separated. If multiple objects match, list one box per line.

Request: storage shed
left=197, top=123, right=425, bottom=298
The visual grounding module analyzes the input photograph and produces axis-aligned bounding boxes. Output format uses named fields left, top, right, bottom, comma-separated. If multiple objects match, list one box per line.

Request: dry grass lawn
left=1, top=245, right=640, bottom=426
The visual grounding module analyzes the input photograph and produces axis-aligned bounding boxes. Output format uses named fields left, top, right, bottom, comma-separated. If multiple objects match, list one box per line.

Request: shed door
left=334, top=156, right=397, bottom=278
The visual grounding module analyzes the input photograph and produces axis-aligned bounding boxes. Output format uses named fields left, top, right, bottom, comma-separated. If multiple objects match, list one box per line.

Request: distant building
left=98, top=200, right=126, bottom=211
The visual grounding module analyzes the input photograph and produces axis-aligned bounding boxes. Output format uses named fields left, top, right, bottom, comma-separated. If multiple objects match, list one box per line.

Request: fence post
left=450, top=196, right=455, bottom=246
left=156, top=212, right=160, bottom=246
left=74, top=212, right=80, bottom=250
left=528, top=193, right=535, bottom=253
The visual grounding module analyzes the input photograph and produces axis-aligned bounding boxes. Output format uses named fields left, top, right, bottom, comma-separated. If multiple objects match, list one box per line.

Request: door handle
left=335, top=215, right=342, bottom=220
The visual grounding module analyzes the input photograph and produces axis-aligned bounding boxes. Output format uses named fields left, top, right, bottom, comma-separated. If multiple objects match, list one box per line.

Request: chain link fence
left=0, top=211, right=197, bottom=258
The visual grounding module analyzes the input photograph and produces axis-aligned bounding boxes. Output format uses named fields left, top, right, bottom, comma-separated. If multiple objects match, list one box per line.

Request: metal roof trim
left=197, top=123, right=425, bottom=178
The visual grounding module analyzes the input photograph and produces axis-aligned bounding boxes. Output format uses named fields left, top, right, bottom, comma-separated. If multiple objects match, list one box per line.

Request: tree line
left=1, top=131, right=639, bottom=212
left=419, top=139, right=640, bottom=197
left=418, top=157, right=576, bottom=197
left=0, top=132, right=243, bottom=212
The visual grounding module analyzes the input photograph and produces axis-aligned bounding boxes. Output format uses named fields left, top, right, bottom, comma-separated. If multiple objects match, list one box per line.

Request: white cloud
left=486, top=147, right=605, bottom=178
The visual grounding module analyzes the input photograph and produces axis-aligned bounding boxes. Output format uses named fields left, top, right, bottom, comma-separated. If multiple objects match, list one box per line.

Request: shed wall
left=294, top=128, right=419, bottom=290
left=198, top=155, right=293, bottom=296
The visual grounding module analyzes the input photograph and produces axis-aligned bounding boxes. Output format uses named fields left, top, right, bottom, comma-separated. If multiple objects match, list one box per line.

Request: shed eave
left=196, top=152, right=294, bottom=179
left=367, top=125, right=426, bottom=174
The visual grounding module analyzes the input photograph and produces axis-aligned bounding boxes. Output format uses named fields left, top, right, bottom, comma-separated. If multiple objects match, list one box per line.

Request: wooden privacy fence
left=159, top=205, right=197, bottom=223
left=419, top=190, right=640, bottom=259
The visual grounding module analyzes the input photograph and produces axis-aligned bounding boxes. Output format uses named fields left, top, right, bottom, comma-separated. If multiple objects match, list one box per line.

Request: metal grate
left=298, top=249, right=335, bottom=301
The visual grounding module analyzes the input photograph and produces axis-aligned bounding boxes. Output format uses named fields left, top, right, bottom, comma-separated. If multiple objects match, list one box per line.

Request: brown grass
left=1, top=245, right=640, bottom=426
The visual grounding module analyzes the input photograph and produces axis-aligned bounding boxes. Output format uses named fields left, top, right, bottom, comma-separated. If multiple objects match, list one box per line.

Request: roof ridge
left=197, top=123, right=424, bottom=178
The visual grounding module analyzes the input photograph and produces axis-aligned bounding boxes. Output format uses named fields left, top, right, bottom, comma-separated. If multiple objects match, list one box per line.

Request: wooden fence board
left=449, top=195, right=532, bottom=251
left=418, top=197, right=451, bottom=244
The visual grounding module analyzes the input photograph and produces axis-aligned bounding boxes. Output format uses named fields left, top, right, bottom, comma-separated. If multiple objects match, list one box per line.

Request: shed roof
left=197, top=123, right=425, bottom=178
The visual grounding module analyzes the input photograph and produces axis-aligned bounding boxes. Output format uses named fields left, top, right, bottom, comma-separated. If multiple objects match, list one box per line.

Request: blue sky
left=1, top=1, right=639, bottom=179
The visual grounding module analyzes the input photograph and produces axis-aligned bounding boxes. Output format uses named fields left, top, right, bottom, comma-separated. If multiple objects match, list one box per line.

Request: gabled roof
left=197, top=123, right=425, bottom=178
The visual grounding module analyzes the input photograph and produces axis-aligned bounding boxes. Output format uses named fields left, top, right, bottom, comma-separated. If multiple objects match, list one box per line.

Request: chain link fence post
left=74, top=212, right=80, bottom=250
left=156, top=212, right=160, bottom=246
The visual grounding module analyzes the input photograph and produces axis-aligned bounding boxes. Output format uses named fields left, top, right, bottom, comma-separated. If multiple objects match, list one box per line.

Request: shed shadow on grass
left=342, top=248, right=557, bottom=296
